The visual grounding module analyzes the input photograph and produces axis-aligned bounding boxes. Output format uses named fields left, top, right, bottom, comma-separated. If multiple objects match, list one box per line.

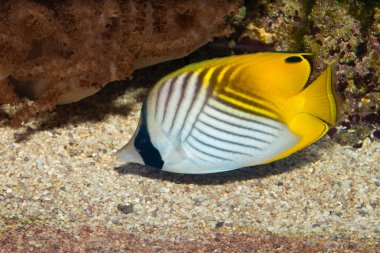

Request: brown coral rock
left=0, top=0, right=241, bottom=125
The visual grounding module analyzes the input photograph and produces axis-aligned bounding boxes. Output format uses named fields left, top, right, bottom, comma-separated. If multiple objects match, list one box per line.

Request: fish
left=115, top=52, right=340, bottom=174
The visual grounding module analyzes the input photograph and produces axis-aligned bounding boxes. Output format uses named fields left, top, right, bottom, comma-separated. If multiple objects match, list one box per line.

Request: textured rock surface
left=0, top=0, right=241, bottom=125
left=238, top=0, right=308, bottom=52
left=304, top=1, right=380, bottom=147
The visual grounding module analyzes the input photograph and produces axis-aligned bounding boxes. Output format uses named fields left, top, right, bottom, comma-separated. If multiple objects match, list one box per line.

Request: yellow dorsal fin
left=295, top=64, right=340, bottom=126
left=156, top=53, right=312, bottom=93
left=239, top=53, right=312, bottom=95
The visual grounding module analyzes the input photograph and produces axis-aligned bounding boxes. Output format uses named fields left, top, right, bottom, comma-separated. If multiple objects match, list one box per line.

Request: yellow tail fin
left=298, top=64, right=340, bottom=126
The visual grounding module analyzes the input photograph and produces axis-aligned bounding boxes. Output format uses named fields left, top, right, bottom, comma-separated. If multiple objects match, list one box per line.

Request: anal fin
left=263, top=113, right=328, bottom=163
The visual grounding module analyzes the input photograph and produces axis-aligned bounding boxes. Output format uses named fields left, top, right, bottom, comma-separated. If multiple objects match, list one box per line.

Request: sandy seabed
left=0, top=81, right=379, bottom=252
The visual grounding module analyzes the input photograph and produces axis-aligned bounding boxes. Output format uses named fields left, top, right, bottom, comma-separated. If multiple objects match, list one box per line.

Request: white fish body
left=116, top=53, right=339, bottom=174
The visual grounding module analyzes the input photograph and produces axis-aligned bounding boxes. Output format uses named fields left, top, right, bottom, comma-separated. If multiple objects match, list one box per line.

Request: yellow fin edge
left=261, top=113, right=329, bottom=164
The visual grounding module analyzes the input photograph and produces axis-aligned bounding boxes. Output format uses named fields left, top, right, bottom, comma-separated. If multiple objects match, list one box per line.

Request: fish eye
left=285, top=56, right=303, bottom=63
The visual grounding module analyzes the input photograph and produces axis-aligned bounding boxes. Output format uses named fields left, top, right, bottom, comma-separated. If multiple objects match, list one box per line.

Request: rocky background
left=0, top=0, right=379, bottom=147
left=228, top=0, right=380, bottom=147
left=0, top=1, right=379, bottom=252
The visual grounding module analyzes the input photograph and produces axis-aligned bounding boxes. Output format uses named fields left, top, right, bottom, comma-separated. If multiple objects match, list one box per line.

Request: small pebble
left=215, top=221, right=224, bottom=228
left=117, top=203, right=134, bottom=215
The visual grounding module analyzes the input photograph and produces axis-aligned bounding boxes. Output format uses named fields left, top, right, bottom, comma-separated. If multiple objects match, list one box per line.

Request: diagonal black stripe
left=198, top=119, right=272, bottom=143
left=190, top=135, right=251, bottom=156
left=161, top=76, right=178, bottom=124
left=169, top=73, right=192, bottom=133
left=221, top=85, right=276, bottom=106
left=189, top=154, right=212, bottom=164
left=214, top=96, right=281, bottom=123
left=194, top=127, right=263, bottom=149
left=207, top=103, right=281, bottom=130
left=203, top=110, right=275, bottom=138
left=154, top=82, right=164, bottom=120
left=177, top=69, right=208, bottom=137
left=217, top=65, right=239, bottom=90
left=217, top=90, right=279, bottom=118
left=183, top=66, right=225, bottom=141
left=187, top=139, right=231, bottom=161
left=216, top=63, right=277, bottom=107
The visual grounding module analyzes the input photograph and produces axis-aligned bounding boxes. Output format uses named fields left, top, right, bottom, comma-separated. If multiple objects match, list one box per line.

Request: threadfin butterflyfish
left=115, top=53, right=340, bottom=174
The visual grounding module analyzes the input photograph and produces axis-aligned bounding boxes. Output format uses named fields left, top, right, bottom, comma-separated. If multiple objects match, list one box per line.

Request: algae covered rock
left=235, top=0, right=309, bottom=52
left=235, top=0, right=379, bottom=146
left=304, top=0, right=379, bottom=146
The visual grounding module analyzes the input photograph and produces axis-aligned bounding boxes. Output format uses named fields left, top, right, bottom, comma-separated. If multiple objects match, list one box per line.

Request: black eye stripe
left=134, top=102, right=164, bottom=169
left=285, top=56, right=303, bottom=63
